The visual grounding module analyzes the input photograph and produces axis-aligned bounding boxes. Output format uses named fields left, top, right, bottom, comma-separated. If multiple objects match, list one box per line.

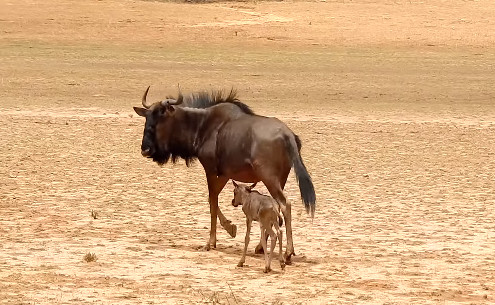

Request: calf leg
left=238, top=219, right=251, bottom=267
left=274, top=222, right=285, bottom=270
left=266, top=226, right=277, bottom=273
left=260, top=227, right=270, bottom=273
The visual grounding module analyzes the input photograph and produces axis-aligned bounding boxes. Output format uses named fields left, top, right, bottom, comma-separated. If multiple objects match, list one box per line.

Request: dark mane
left=151, top=144, right=196, bottom=167
left=170, top=89, right=255, bottom=115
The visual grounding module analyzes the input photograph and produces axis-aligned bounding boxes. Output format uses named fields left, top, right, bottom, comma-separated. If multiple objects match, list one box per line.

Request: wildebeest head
left=133, top=86, right=184, bottom=165
left=231, top=181, right=257, bottom=207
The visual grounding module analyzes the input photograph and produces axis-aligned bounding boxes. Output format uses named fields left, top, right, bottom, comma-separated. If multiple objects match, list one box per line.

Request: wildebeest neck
left=151, top=107, right=222, bottom=167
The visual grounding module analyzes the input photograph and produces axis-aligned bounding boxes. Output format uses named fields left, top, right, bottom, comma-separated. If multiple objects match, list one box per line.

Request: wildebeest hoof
left=221, top=219, right=237, bottom=238
left=254, top=244, right=264, bottom=254
left=200, top=243, right=212, bottom=251
left=263, top=267, right=271, bottom=273
left=237, top=262, right=244, bottom=267
left=280, top=262, right=286, bottom=270
left=284, top=252, right=294, bottom=265
left=228, top=224, right=237, bottom=238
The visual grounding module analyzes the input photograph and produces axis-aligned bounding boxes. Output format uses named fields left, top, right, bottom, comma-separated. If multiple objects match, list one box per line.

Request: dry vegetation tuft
left=83, top=253, right=98, bottom=263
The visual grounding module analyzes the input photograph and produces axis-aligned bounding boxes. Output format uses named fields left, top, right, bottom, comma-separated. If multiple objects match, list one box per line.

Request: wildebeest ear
left=232, top=180, right=238, bottom=188
left=248, top=182, right=257, bottom=190
left=165, top=105, right=176, bottom=116
left=133, top=107, right=148, bottom=117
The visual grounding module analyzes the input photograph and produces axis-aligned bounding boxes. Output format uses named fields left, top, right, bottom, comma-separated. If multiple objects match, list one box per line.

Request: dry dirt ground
left=1, top=0, right=495, bottom=304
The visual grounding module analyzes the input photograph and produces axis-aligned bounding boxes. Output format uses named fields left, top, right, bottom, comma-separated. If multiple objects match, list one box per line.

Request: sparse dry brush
left=83, top=253, right=97, bottom=263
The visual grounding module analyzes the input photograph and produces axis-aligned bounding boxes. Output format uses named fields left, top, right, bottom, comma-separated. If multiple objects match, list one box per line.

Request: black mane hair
left=169, top=89, right=255, bottom=115
left=151, top=144, right=196, bottom=167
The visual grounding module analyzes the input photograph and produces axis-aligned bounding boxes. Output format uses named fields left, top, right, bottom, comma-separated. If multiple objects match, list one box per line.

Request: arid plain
left=1, top=0, right=495, bottom=303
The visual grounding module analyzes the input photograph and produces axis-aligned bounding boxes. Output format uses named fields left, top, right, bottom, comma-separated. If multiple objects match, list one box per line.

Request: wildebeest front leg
left=204, top=193, right=219, bottom=251
left=254, top=234, right=268, bottom=254
left=204, top=176, right=235, bottom=251
left=217, top=209, right=237, bottom=238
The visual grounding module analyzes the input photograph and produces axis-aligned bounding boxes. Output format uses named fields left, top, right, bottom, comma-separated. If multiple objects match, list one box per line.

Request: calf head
left=231, top=181, right=257, bottom=207
left=133, top=86, right=183, bottom=165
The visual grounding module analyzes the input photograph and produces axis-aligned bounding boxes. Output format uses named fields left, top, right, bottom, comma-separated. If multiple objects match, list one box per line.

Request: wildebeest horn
left=160, top=92, right=184, bottom=107
left=142, top=86, right=152, bottom=109
left=176, top=90, right=184, bottom=105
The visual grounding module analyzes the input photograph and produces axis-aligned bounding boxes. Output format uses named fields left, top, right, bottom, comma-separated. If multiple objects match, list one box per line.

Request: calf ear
left=133, top=107, right=148, bottom=117
left=248, top=182, right=257, bottom=190
left=232, top=180, right=238, bottom=188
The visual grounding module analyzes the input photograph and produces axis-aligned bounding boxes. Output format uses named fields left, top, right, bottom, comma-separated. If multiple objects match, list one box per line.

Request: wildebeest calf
left=231, top=181, right=285, bottom=273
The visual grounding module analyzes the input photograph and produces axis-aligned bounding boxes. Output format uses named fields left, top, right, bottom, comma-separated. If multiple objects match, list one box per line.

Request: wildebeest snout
left=141, top=147, right=153, bottom=157
left=140, top=139, right=155, bottom=157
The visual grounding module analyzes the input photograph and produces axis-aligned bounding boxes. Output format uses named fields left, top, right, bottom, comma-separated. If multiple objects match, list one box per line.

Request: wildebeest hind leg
left=264, top=183, right=294, bottom=264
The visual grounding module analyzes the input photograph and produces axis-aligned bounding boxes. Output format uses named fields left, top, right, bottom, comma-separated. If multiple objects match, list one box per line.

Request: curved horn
left=176, top=84, right=184, bottom=105
left=142, top=86, right=152, bottom=108
left=175, top=90, right=184, bottom=105
left=160, top=94, right=184, bottom=107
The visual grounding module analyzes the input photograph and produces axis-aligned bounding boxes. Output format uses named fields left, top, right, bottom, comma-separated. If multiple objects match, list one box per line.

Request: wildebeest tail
left=285, top=134, right=316, bottom=217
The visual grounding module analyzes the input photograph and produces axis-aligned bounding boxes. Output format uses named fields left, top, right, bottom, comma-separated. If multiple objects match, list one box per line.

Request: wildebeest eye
left=154, top=107, right=165, bottom=117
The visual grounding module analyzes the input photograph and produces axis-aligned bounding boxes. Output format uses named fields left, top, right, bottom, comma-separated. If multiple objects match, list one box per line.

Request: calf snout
left=232, top=198, right=240, bottom=207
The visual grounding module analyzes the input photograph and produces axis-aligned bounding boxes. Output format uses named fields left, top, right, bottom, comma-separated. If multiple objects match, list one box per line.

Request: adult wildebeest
left=133, top=86, right=315, bottom=263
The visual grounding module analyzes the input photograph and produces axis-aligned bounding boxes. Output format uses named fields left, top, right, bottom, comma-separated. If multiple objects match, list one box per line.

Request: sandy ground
left=1, top=0, right=495, bottom=304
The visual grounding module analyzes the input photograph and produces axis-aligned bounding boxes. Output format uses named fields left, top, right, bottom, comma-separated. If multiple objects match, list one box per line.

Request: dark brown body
left=134, top=88, right=315, bottom=263
left=215, top=116, right=292, bottom=182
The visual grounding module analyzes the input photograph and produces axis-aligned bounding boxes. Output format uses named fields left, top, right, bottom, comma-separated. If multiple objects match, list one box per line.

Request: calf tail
left=285, top=134, right=316, bottom=217
left=278, top=214, right=284, bottom=227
